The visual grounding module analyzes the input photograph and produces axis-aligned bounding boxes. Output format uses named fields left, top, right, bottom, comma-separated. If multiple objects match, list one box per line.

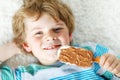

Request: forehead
left=24, top=13, right=65, bottom=31
left=26, top=12, right=58, bottom=23
left=24, top=13, right=53, bottom=25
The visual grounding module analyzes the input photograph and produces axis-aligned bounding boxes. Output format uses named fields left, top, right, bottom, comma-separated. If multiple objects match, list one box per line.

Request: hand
left=100, top=54, right=120, bottom=77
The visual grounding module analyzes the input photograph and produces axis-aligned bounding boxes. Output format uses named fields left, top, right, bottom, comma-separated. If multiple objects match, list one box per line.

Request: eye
left=53, top=27, right=63, bottom=33
left=35, top=31, right=43, bottom=36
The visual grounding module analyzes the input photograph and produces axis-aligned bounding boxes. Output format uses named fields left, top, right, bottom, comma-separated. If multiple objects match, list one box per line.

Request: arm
left=0, top=41, right=21, bottom=62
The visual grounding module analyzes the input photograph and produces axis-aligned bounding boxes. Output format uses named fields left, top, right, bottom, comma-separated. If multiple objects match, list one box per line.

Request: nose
left=45, top=32, right=57, bottom=42
left=46, top=37, right=57, bottom=41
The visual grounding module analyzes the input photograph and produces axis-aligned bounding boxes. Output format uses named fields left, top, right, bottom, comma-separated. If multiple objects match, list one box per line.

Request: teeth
left=44, top=45, right=60, bottom=50
left=48, top=46, right=53, bottom=49
left=45, top=46, right=55, bottom=50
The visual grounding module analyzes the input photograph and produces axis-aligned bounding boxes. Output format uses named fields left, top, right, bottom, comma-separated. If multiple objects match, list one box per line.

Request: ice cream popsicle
left=58, top=46, right=100, bottom=67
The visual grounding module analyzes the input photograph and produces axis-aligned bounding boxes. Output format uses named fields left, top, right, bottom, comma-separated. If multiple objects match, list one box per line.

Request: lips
left=43, top=45, right=61, bottom=50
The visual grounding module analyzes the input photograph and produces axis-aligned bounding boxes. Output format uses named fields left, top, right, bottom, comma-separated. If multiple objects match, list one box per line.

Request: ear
left=69, top=34, right=72, bottom=42
left=22, top=43, right=32, bottom=52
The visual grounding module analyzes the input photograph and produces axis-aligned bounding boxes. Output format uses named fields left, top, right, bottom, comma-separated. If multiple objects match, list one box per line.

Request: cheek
left=29, top=42, right=41, bottom=55
left=29, top=40, right=41, bottom=48
left=26, top=38, right=41, bottom=50
left=59, top=33, right=71, bottom=45
left=65, top=36, right=71, bottom=44
left=27, top=36, right=41, bottom=45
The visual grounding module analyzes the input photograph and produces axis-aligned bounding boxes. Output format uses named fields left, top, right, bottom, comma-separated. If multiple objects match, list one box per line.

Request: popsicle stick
left=93, top=57, right=100, bottom=63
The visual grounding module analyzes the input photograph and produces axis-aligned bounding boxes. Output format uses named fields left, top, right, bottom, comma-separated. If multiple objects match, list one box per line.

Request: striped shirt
left=0, top=43, right=120, bottom=80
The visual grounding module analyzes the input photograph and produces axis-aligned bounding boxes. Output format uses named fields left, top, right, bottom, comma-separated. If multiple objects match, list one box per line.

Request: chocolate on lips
left=58, top=46, right=95, bottom=67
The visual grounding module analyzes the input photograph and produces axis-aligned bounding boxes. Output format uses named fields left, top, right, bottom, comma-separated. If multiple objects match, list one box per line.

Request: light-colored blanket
left=0, top=0, right=120, bottom=55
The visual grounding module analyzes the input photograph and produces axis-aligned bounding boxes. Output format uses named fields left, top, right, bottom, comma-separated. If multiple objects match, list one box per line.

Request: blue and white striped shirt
left=0, top=43, right=120, bottom=80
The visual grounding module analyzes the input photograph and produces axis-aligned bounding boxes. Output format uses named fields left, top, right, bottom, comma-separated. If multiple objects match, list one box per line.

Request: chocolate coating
left=59, top=46, right=94, bottom=67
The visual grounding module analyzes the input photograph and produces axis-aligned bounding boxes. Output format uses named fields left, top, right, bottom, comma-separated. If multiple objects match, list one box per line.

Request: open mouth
left=43, top=45, right=61, bottom=50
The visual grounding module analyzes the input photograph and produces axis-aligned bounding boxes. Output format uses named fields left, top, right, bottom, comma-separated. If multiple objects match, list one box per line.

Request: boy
left=0, top=0, right=120, bottom=80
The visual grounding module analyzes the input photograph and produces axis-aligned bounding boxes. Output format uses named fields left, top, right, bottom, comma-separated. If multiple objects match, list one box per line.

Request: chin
left=41, top=58, right=58, bottom=65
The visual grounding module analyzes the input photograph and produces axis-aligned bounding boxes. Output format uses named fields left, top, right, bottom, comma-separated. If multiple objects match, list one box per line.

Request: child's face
left=23, top=13, right=72, bottom=65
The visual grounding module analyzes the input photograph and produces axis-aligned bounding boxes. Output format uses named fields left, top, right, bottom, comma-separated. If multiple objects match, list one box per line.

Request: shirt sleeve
left=0, top=65, right=14, bottom=80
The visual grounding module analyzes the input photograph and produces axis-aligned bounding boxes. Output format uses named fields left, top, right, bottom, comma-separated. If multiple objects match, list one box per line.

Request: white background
left=0, top=0, right=120, bottom=55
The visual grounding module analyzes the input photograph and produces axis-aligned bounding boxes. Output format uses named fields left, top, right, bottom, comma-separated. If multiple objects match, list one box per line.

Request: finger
left=111, top=60, right=120, bottom=75
left=104, top=56, right=116, bottom=69
left=100, top=54, right=114, bottom=69
left=108, top=59, right=118, bottom=71
left=107, top=57, right=117, bottom=71
left=115, top=72, right=120, bottom=78
left=100, top=54, right=109, bottom=66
